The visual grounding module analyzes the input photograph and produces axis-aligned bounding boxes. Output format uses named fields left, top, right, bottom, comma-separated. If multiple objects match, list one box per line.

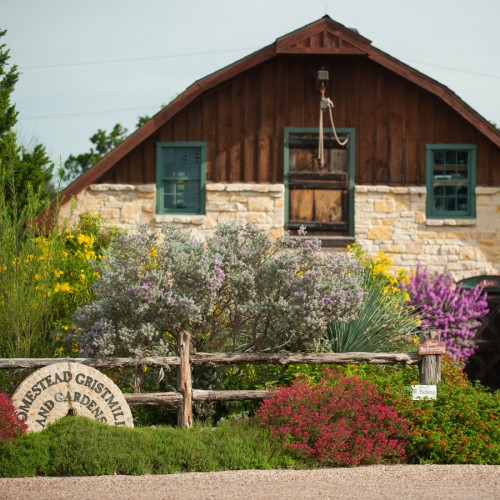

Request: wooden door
left=285, top=128, right=354, bottom=242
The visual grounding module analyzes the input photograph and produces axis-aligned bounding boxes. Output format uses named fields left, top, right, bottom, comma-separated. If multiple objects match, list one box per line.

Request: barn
left=56, top=16, right=500, bottom=386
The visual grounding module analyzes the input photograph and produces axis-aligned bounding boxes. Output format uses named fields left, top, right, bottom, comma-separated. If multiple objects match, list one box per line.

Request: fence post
left=419, top=330, right=442, bottom=384
left=177, top=331, right=193, bottom=429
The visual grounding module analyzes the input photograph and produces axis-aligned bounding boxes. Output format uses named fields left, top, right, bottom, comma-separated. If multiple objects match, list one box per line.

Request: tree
left=0, top=29, right=53, bottom=213
left=61, top=115, right=151, bottom=184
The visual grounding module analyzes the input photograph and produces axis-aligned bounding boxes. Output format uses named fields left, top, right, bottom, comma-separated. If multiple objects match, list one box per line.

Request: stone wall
left=58, top=182, right=500, bottom=282
left=355, top=186, right=500, bottom=281
left=58, top=183, right=285, bottom=241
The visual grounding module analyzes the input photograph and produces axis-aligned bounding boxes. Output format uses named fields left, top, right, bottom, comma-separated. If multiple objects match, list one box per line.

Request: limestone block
left=414, top=212, right=426, bottom=225
left=366, top=226, right=393, bottom=240
left=140, top=212, right=154, bottom=224
left=374, top=200, right=396, bottom=213
left=424, top=245, right=440, bottom=255
left=274, top=198, right=285, bottom=209
left=439, top=245, right=461, bottom=255
left=100, top=208, right=120, bottom=219
left=107, top=184, right=135, bottom=191
left=408, top=187, right=426, bottom=195
left=136, top=184, right=156, bottom=193
left=246, top=212, right=267, bottom=224
left=206, top=183, right=226, bottom=191
left=208, top=193, right=234, bottom=205
left=205, top=202, right=236, bottom=212
left=137, top=191, right=155, bottom=199
left=247, top=197, right=274, bottom=212
left=380, top=245, right=405, bottom=254
left=446, top=231, right=470, bottom=240
left=88, top=185, right=110, bottom=192
left=476, top=187, right=500, bottom=195
left=478, top=240, right=495, bottom=247
left=141, top=203, right=155, bottom=213
left=121, top=202, right=141, bottom=220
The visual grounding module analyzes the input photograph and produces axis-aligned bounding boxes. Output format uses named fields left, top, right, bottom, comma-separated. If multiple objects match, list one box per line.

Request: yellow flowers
left=350, top=244, right=411, bottom=302
left=54, top=282, right=72, bottom=293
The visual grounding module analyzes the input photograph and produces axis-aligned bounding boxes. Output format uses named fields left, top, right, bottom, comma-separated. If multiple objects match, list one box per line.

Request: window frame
left=284, top=127, right=355, bottom=236
left=425, top=144, right=477, bottom=219
left=155, top=141, right=206, bottom=215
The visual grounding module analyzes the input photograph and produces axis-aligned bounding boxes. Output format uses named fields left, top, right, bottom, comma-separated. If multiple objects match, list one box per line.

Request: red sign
left=418, top=339, right=446, bottom=355
left=479, top=278, right=498, bottom=289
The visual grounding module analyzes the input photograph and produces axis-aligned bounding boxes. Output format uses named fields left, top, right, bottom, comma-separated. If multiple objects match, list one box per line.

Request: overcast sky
left=3, top=0, right=500, bottom=169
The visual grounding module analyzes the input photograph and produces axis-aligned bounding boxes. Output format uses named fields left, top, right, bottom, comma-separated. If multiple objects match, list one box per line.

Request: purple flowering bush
left=64, top=222, right=365, bottom=357
left=405, top=265, right=488, bottom=363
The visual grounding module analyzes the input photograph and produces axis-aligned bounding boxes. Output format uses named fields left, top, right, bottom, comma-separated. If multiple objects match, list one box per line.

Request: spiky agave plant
left=325, top=269, right=421, bottom=353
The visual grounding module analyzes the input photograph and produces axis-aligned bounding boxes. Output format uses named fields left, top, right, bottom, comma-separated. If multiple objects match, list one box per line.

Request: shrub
left=342, top=360, right=500, bottom=464
left=66, top=222, right=365, bottom=357
left=255, top=369, right=408, bottom=466
left=405, top=265, right=489, bottom=363
left=0, top=171, right=107, bottom=360
left=0, top=416, right=313, bottom=477
left=0, top=393, right=27, bottom=446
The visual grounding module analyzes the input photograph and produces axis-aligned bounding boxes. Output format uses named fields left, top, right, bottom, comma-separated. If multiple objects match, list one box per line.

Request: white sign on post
left=411, top=385, right=437, bottom=400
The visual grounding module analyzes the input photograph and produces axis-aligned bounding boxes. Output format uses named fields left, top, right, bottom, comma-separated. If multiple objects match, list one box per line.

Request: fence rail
left=0, top=331, right=441, bottom=428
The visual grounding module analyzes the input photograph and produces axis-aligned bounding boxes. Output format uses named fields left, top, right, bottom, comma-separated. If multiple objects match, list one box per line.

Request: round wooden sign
left=11, top=362, right=134, bottom=432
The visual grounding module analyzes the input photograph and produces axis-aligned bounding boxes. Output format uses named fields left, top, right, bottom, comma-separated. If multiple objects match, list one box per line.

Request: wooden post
left=419, top=330, right=442, bottom=384
left=176, top=331, right=193, bottom=429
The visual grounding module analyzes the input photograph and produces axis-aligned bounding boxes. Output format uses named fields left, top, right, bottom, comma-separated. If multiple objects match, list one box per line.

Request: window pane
left=433, top=151, right=445, bottom=165
left=163, top=180, right=200, bottom=211
left=457, top=151, right=468, bottom=165
left=163, top=147, right=201, bottom=178
left=445, top=151, right=456, bottom=165
left=434, top=197, right=445, bottom=211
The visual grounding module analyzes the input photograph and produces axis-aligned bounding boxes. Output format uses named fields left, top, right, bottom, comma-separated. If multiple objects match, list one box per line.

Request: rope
left=317, top=89, right=349, bottom=169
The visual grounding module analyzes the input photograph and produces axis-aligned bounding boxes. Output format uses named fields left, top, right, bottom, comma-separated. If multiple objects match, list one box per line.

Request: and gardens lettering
left=11, top=363, right=134, bottom=432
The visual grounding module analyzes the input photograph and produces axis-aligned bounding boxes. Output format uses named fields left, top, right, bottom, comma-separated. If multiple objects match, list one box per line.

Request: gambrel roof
left=59, top=15, right=500, bottom=203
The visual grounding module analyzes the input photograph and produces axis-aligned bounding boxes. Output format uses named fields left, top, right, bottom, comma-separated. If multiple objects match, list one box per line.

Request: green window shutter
left=156, top=142, right=206, bottom=215
left=425, top=144, right=476, bottom=219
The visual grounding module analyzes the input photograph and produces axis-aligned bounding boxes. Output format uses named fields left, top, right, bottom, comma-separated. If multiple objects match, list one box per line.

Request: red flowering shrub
left=0, top=393, right=27, bottom=446
left=255, top=369, right=408, bottom=466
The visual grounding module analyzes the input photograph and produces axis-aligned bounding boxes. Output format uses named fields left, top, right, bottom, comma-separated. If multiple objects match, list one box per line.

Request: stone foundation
left=355, top=186, right=500, bottom=281
left=58, top=182, right=285, bottom=241
left=58, top=183, right=500, bottom=282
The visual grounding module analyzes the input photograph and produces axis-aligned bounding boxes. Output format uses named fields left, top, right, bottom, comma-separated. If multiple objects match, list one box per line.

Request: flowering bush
left=0, top=171, right=106, bottom=359
left=255, top=369, right=408, bottom=466
left=339, top=360, right=499, bottom=464
left=405, top=265, right=488, bottom=362
left=65, top=222, right=365, bottom=357
left=0, top=393, right=27, bottom=446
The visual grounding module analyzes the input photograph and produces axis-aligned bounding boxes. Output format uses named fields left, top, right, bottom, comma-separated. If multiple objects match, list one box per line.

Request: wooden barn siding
left=98, top=55, right=499, bottom=186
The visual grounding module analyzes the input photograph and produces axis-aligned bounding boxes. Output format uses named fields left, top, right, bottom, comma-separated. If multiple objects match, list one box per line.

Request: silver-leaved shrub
left=65, top=222, right=365, bottom=357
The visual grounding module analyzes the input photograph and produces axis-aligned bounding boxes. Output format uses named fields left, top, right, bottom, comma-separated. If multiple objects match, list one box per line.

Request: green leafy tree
left=0, top=29, right=53, bottom=213
left=61, top=115, right=151, bottom=184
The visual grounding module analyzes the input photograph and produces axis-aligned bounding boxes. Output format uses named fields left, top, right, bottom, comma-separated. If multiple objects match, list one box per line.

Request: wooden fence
left=0, top=331, right=441, bottom=428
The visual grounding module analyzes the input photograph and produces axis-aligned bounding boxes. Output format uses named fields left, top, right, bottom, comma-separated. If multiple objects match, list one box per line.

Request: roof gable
left=58, top=15, right=500, bottom=204
left=276, top=17, right=371, bottom=55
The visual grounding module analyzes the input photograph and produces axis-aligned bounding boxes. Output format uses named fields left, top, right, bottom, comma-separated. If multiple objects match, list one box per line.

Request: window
left=426, top=144, right=476, bottom=218
left=156, top=142, right=206, bottom=214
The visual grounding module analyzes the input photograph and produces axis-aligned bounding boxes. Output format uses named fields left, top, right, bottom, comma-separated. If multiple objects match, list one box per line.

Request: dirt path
left=1, top=465, right=499, bottom=499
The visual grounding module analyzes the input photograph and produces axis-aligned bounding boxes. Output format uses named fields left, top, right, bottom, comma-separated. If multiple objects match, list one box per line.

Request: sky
left=2, top=0, right=500, bottom=170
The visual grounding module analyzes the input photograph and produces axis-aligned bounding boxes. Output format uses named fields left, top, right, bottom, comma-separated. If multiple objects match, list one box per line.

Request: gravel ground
left=1, top=466, right=499, bottom=500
